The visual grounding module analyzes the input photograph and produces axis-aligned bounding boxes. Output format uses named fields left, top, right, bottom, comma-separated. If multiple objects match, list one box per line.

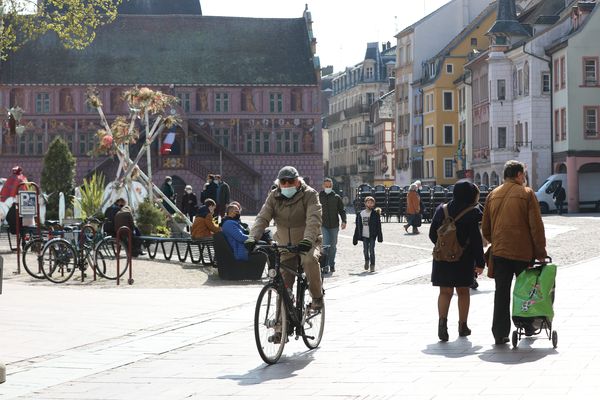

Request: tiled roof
left=0, top=15, right=317, bottom=86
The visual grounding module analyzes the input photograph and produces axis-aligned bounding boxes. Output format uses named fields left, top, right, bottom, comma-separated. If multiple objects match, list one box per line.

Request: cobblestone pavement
left=0, top=222, right=599, bottom=399
left=1, top=213, right=598, bottom=289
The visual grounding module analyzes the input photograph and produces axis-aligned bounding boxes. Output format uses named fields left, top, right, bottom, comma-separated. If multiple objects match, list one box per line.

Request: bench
left=213, top=232, right=266, bottom=280
left=139, top=236, right=216, bottom=266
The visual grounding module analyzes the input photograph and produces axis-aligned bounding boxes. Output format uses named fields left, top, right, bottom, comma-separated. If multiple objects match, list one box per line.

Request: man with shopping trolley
left=245, top=166, right=324, bottom=310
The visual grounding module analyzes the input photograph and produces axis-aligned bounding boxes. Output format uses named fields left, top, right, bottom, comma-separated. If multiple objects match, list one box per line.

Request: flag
left=160, top=132, right=176, bottom=155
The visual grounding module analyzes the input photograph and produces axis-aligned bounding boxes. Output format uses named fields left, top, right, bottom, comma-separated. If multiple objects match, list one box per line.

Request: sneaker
left=370, top=264, right=375, bottom=272
left=321, top=265, right=330, bottom=275
left=311, top=296, right=324, bottom=311
left=494, top=336, right=510, bottom=345
left=364, top=261, right=369, bottom=270
left=330, top=266, right=335, bottom=273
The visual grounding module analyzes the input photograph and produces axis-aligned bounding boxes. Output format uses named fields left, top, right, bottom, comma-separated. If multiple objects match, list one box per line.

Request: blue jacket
left=222, top=219, right=249, bottom=261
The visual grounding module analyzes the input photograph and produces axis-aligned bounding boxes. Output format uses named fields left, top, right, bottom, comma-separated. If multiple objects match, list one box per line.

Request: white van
left=536, top=173, right=600, bottom=213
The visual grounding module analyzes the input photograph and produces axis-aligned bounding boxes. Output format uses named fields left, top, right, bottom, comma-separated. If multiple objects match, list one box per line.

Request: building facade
left=547, top=1, right=600, bottom=212
left=327, top=42, right=395, bottom=200
left=0, top=1, right=323, bottom=212
left=371, top=91, right=396, bottom=186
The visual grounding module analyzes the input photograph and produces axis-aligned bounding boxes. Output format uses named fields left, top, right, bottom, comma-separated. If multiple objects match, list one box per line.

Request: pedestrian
left=161, top=176, right=176, bottom=214
left=404, top=183, right=421, bottom=234
left=214, top=174, right=230, bottom=220
left=352, top=196, right=383, bottom=272
left=191, top=199, right=220, bottom=239
left=113, top=205, right=144, bottom=256
left=553, top=182, right=566, bottom=215
left=319, top=177, right=347, bottom=274
left=181, top=184, right=198, bottom=222
left=103, top=198, right=126, bottom=237
left=246, top=166, right=324, bottom=314
left=200, top=174, right=217, bottom=204
left=429, top=180, right=485, bottom=341
left=482, top=160, right=548, bottom=345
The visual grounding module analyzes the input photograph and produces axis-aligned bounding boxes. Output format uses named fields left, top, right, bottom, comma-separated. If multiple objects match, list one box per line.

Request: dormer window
left=366, top=66, right=374, bottom=79
left=494, top=36, right=508, bottom=46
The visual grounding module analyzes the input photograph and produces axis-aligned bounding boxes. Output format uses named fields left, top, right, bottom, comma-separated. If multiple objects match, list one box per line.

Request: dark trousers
left=492, top=256, right=529, bottom=339
left=362, top=237, right=376, bottom=265
left=555, top=200, right=564, bottom=215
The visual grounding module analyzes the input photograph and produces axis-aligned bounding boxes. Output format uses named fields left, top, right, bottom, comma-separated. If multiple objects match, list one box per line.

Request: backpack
left=432, top=204, right=474, bottom=262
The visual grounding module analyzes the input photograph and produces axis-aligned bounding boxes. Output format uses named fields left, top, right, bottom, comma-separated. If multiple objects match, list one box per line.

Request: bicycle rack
left=79, top=225, right=97, bottom=283
left=15, top=182, right=43, bottom=275
left=116, top=226, right=134, bottom=286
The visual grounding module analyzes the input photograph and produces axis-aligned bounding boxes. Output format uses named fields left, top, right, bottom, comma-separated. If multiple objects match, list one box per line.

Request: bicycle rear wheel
left=22, top=238, right=46, bottom=279
left=41, top=239, right=77, bottom=284
left=254, top=284, right=287, bottom=364
left=301, top=286, right=325, bottom=349
left=94, top=237, right=129, bottom=280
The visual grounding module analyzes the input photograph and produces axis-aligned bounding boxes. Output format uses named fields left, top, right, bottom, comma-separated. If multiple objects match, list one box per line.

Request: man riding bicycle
left=247, top=166, right=324, bottom=310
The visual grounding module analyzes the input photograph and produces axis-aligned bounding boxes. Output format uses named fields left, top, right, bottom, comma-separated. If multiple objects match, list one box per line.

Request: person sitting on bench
left=191, top=199, right=221, bottom=239
left=221, top=204, right=250, bottom=261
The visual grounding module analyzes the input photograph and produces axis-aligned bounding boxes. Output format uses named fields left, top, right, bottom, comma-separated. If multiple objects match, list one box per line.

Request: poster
left=19, top=191, right=37, bottom=216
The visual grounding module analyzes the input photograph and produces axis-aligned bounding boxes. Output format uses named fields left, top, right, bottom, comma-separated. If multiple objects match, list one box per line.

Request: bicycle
left=253, top=242, right=325, bottom=364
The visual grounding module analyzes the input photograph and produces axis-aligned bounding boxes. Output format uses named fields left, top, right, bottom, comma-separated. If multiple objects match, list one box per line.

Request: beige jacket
left=481, top=180, right=547, bottom=262
left=250, top=181, right=322, bottom=245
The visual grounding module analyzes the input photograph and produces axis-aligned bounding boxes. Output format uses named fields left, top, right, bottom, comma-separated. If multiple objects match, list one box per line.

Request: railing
left=355, top=135, right=375, bottom=145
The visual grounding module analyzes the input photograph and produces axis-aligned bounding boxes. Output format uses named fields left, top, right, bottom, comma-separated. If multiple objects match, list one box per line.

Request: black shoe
left=330, top=266, right=335, bottom=273
left=470, top=278, right=479, bottom=290
left=495, top=336, right=510, bottom=345
left=438, top=318, right=449, bottom=342
left=321, top=266, right=330, bottom=275
left=458, top=322, right=471, bottom=337
left=364, top=261, right=369, bottom=271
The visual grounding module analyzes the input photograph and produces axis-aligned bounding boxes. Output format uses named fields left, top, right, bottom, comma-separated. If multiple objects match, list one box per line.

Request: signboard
left=18, top=191, right=37, bottom=216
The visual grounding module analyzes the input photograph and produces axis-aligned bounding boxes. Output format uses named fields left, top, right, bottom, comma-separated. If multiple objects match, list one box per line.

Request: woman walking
left=404, top=184, right=421, bottom=234
left=429, top=180, right=485, bottom=341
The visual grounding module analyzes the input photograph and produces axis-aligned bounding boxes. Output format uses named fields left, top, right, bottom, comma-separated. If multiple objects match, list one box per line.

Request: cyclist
left=246, top=166, right=324, bottom=310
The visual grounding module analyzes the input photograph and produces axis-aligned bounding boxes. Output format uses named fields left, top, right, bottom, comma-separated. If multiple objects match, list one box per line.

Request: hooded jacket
left=250, top=180, right=322, bottom=246
left=482, top=180, right=547, bottom=262
left=191, top=205, right=220, bottom=239
left=222, top=218, right=249, bottom=261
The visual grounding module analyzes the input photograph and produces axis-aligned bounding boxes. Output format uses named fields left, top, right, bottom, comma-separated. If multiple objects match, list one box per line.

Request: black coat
left=201, top=182, right=218, bottom=203
left=319, top=191, right=347, bottom=229
left=352, top=209, right=383, bottom=244
left=181, top=192, right=198, bottom=215
left=429, top=203, right=485, bottom=287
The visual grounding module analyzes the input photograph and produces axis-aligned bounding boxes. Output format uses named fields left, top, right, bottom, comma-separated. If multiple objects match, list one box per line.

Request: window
left=584, top=58, right=598, bottom=85
left=293, top=132, right=300, bottom=153
left=215, top=128, right=230, bottom=149
left=517, top=69, right=523, bottom=96
left=513, top=66, right=518, bottom=98
left=263, top=132, right=270, bottom=153
left=554, top=109, right=560, bottom=141
left=560, top=108, right=567, bottom=140
left=498, top=127, right=507, bottom=149
left=215, top=93, right=229, bottom=112
left=446, top=64, right=454, bottom=74
left=78, top=133, right=94, bottom=156
left=425, top=160, right=435, bottom=179
left=246, top=132, right=253, bottom=153
left=366, top=66, right=374, bottom=79
left=269, top=93, right=283, bottom=113
left=276, top=132, right=283, bottom=153
left=443, top=91, right=453, bottom=111
left=560, top=57, right=566, bottom=89
left=542, top=73, right=551, bottom=94
left=497, top=79, right=506, bottom=100
left=176, top=92, right=191, bottom=113
left=254, top=132, right=261, bottom=153
left=524, top=61, right=530, bottom=97
left=425, top=126, right=434, bottom=146
left=425, top=93, right=434, bottom=112
left=367, top=92, right=375, bottom=105
left=554, top=59, right=560, bottom=91
left=443, top=125, right=453, bottom=145
left=470, top=38, right=478, bottom=47
left=284, top=130, right=291, bottom=153
left=584, top=107, right=598, bottom=137
left=444, top=159, right=454, bottom=179
left=35, top=93, right=50, bottom=113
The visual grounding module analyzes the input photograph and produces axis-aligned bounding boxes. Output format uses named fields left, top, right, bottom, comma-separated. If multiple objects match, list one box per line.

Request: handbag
left=486, top=185, right=516, bottom=278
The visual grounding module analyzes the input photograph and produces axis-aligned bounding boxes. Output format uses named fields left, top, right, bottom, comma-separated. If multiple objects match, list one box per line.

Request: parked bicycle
left=253, top=242, right=325, bottom=364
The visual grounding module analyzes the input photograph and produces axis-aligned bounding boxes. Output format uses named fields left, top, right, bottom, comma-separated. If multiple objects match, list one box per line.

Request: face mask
left=324, top=188, right=333, bottom=194
left=215, top=180, right=221, bottom=185
left=167, top=181, right=172, bottom=185
left=281, top=187, right=297, bottom=198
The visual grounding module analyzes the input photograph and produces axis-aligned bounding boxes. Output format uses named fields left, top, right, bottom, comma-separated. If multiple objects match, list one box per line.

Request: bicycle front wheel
left=254, top=284, right=287, bottom=365
left=94, top=237, right=129, bottom=280
left=41, top=239, right=77, bottom=284
left=22, top=238, right=46, bottom=279
left=301, top=286, right=325, bottom=349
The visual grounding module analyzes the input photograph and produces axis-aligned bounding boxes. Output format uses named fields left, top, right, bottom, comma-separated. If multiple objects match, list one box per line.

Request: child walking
left=352, top=196, right=383, bottom=272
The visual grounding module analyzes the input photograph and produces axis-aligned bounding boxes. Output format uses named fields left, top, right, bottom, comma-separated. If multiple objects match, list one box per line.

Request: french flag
left=160, top=132, right=176, bottom=155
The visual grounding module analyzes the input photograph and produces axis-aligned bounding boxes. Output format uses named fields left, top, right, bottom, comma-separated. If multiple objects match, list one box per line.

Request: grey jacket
left=250, top=182, right=322, bottom=245
left=319, top=191, right=346, bottom=229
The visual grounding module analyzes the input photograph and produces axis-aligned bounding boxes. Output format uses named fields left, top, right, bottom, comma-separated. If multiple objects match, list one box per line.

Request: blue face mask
left=324, top=188, right=333, bottom=194
left=281, top=187, right=297, bottom=198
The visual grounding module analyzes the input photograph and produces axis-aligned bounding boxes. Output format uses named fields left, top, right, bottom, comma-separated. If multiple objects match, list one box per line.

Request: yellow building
left=417, top=3, right=497, bottom=186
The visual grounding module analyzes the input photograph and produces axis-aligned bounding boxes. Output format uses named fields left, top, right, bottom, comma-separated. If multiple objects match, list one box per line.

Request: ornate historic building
left=0, top=0, right=322, bottom=212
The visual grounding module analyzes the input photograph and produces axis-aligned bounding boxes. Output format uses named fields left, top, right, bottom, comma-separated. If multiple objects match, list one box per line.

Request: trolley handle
left=530, top=256, right=553, bottom=268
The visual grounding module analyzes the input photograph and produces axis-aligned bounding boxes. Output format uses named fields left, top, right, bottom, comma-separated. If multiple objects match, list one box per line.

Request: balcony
left=351, top=135, right=374, bottom=145
left=358, top=164, right=374, bottom=173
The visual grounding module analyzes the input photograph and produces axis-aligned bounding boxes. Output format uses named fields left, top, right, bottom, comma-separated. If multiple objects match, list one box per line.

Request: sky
left=202, top=0, right=453, bottom=72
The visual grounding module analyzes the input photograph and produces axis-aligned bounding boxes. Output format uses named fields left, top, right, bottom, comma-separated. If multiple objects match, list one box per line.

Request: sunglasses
left=280, top=178, right=296, bottom=184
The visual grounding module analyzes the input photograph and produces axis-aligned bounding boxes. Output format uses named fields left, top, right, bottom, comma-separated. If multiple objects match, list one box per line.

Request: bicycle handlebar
left=253, top=242, right=300, bottom=254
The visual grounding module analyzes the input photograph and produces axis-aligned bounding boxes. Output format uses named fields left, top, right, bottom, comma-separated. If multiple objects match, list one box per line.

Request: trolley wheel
left=551, top=330, right=558, bottom=348
left=128, top=278, right=134, bottom=285
left=511, top=331, right=518, bottom=348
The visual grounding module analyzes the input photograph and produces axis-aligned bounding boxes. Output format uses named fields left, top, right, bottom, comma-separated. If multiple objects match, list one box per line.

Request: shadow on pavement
left=422, top=339, right=484, bottom=358
left=478, top=337, right=558, bottom=363
left=219, top=353, right=314, bottom=385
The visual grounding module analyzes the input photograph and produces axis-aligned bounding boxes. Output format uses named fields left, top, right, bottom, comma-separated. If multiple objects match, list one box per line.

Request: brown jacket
left=191, top=213, right=220, bottom=239
left=406, top=190, right=420, bottom=214
left=481, top=180, right=547, bottom=262
left=250, top=181, right=322, bottom=245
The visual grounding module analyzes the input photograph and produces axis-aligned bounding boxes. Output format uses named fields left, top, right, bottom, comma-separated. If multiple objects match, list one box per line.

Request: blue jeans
left=362, top=237, right=376, bottom=265
left=321, top=227, right=339, bottom=268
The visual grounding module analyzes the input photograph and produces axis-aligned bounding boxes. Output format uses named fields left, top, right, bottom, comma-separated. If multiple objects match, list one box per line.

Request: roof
left=0, top=15, right=317, bottom=86
left=546, top=1, right=599, bottom=54
left=518, top=0, right=566, bottom=25
left=488, top=0, right=531, bottom=37
left=42, top=0, right=203, bottom=15
left=396, top=0, right=459, bottom=37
